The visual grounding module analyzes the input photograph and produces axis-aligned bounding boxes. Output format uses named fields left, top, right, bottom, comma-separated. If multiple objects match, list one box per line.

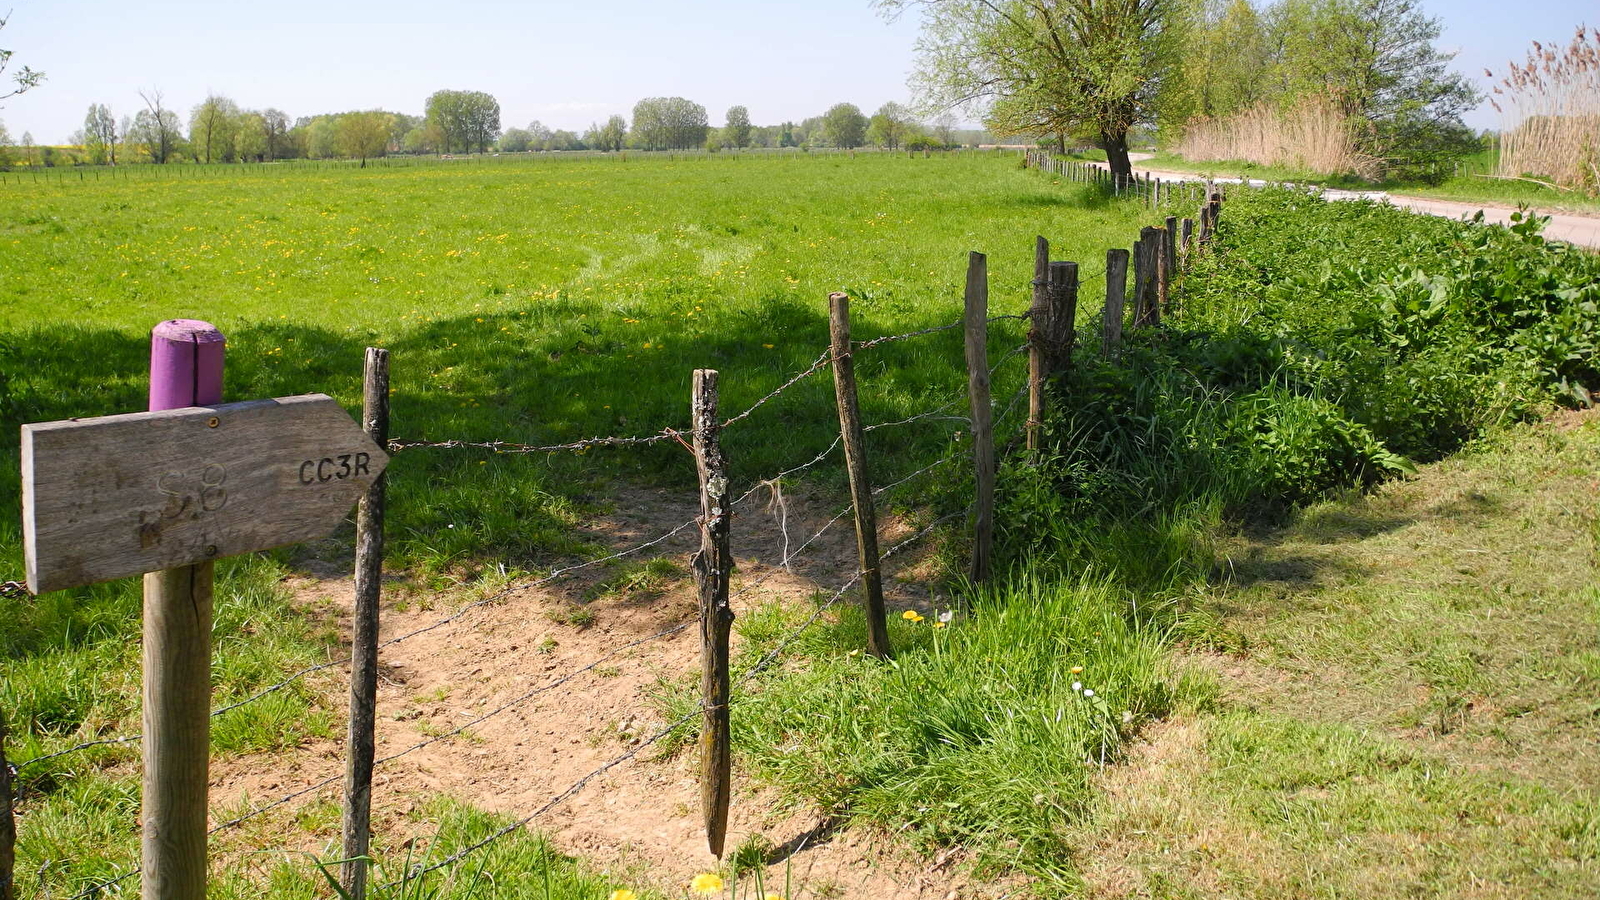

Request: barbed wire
left=378, top=500, right=962, bottom=891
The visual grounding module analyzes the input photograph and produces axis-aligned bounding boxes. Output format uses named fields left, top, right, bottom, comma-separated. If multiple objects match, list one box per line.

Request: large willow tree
left=880, top=0, right=1185, bottom=184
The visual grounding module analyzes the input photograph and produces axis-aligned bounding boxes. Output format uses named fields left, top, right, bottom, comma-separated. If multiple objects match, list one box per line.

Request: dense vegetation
left=702, top=183, right=1600, bottom=888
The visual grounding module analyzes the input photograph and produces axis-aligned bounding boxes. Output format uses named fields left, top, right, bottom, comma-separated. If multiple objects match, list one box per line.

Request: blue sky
left=0, top=0, right=1593, bottom=143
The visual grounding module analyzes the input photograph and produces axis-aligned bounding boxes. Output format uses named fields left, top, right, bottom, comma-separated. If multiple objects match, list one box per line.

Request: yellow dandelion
left=1070, top=665, right=1083, bottom=674
left=690, top=872, right=724, bottom=894
left=933, top=622, right=947, bottom=630
left=901, top=610, right=924, bottom=623
left=609, top=891, right=639, bottom=900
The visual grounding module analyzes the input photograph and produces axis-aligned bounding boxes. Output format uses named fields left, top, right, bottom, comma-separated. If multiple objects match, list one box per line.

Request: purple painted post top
left=149, top=319, right=225, bottom=412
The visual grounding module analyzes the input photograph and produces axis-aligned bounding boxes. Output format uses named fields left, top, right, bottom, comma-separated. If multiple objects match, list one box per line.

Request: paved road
left=1093, top=155, right=1600, bottom=250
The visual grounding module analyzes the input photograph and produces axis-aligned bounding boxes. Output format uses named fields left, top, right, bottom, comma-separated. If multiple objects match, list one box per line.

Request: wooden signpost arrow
left=22, top=393, right=388, bottom=594
left=18, top=319, right=390, bottom=900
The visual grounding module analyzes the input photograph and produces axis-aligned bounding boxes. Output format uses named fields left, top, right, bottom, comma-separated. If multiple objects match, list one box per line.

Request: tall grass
left=1492, top=26, right=1600, bottom=195
left=1174, top=95, right=1380, bottom=180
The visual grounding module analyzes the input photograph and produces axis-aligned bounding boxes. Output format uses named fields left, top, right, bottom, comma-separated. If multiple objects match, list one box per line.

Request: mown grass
left=652, top=183, right=1600, bottom=895
left=1, top=150, right=1153, bottom=897
left=1071, top=415, right=1600, bottom=899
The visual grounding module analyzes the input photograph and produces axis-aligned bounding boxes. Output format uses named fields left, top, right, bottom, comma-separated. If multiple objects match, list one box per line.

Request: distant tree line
left=2, top=88, right=986, bottom=169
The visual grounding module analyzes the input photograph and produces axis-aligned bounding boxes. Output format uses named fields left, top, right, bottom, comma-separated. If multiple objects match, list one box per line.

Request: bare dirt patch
left=208, top=482, right=983, bottom=898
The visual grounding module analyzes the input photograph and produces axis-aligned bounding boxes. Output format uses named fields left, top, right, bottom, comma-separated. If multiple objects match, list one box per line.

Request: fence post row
left=690, top=369, right=734, bottom=858
left=340, top=347, right=390, bottom=900
left=828, top=293, right=893, bottom=659
left=963, top=252, right=995, bottom=584
left=1027, top=236, right=1051, bottom=453
left=143, top=320, right=225, bottom=900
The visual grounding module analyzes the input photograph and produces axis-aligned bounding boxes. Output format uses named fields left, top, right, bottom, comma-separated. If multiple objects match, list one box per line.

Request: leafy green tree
left=134, top=90, right=181, bottom=164
left=725, top=105, right=752, bottom=148
left=499, top=127, right=533, bottom=152
left=881, top=0, right=1185, bottom=184
left=425, top=90, right=501, bottom=153
left=868, top=101, right=917, bottom=149
left=0, top=11, right=43, bottom=106
left=84, top=104, right=118, bottom=165
left=337, top=111, right=393, bottom=166
left=631, top=97, right=708, bottom=150
left=233, top=111, right=267, bottom=162
left=262, top=108, right=290, bottom=160
left=189, top=94, right=241, bottom=163
left=0, top=119, right=14, bottom=168
left=822, top=102, right=868, bottom=148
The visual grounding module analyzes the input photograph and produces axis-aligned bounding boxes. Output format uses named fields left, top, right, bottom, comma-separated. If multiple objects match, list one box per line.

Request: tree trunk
left=1056, top=133, right=1066, bottom=154
left=1101, top=129, right=1133, bottom=188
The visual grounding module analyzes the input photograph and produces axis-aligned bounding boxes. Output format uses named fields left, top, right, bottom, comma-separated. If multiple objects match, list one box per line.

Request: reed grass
left=1491, top=26, right=1600, bottom=195
left=1173, top=95, right=1380, bottom=181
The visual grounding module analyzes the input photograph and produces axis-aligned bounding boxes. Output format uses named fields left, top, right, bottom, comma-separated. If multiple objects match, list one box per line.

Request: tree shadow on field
left=0, top=295, right=975, bottom=575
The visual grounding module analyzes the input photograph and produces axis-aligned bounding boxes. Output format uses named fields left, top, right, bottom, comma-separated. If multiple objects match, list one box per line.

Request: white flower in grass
left=1072, top=682, right=1082, bottom=692
left=1083, top=689, right=1095, bottom=698
left=938, top=609, right=954, bottom=624
left=1122, top=710, right=1134, bottom=723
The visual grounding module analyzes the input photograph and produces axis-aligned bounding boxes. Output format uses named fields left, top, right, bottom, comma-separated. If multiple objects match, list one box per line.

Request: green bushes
left=1012, top=188, right=1600, bottom=556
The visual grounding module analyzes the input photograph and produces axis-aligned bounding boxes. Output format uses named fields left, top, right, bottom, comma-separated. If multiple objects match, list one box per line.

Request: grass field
left=1, top=150, right=1156, bottom=897
left=7, top=150, right=1596, bottom=899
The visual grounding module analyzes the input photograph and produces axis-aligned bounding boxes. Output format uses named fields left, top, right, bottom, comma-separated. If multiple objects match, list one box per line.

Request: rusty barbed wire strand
left=378, top=503, right=960, bottom=890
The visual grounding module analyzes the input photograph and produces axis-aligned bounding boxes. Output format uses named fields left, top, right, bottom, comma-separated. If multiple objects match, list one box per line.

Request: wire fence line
left=13, top=334, right=1032, bottom=779
left=14, top=210, right=1147, bottom=900
left=375, top=500, right=964, bottom=892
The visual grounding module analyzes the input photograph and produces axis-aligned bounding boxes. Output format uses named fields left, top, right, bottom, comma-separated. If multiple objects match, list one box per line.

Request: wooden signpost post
left=19, top=320, right=388, bottom=900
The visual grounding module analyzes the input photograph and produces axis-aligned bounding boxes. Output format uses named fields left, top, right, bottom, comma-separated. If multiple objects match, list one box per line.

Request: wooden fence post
left=1164, top=215, right=1179, bottom=284
left=1, top=719, right=14, bottom=900
left=1027, top=236, right=1050, bottom=453
left=828, top=294, right=892, bottom=659
left=340, top=347, right=390, bottom=900
left=963, top=253, right=994, bottom=584
left=1181, top=218, right=1195, bottom=269
left=1131, top=232, right=1149, bottom=326
left=1156, top=225, right=1172, bottom=312
left=1048, top=261, right=1079, bottom=372
left=691, top=370, right=733, bottom=858
left=1104, top=249, right=1129, bottom=357
left=144, top=320, right=224, bottom=900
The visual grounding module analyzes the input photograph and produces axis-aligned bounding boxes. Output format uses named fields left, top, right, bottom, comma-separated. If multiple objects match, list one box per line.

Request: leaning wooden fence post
left=1026, top=236, right=1050, bottom=453
left=828, top=294, right=892, bottom=659
left=691, top=370, right=733, bottom=858
left=963, top=253, right=994, bottom=584
left=144, top=320, right=225, bottom=900
left=1, top=719, right=14, bottom=900
left=340, top=347, right=390, bottom=900
left=1104, top=249, right=1129, bottom=357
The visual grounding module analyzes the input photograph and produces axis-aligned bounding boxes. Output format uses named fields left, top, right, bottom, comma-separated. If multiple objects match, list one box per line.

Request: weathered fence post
left=963, top=253, right=994, bottom=584
left=1164, top=215, right=1179, bottom=285
left=1, top=719, right=14, bottom=900
left=828, top=294, right=892, bottom=659
left=691, top=369, right=733, bottom=858
left=1155, top=225, right=1172, bottom=312
left=144, top=320, right=224, bottom=900
left=1181, top=218, right=1195, bottom=269
left=340, top=347, right=390, bottom=900
left=1048, top=261, right=1079, bottom=373
left=1027, top=236, right=1050, bottom=453
left=1104, top=249, right=1129, bottom=357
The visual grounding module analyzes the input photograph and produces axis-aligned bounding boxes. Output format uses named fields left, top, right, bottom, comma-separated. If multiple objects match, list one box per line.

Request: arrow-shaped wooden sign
left=21, top=393, right=389, bottom=593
